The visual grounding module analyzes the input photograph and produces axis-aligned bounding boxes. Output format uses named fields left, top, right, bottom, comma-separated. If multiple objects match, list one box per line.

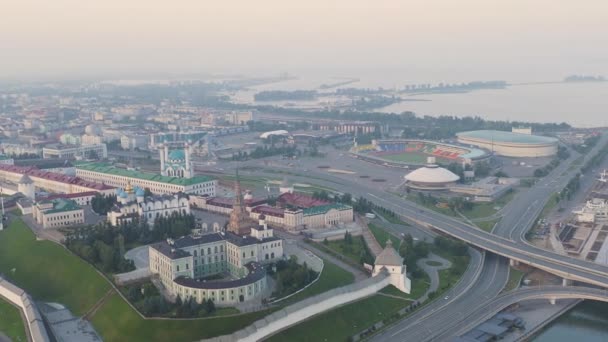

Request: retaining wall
left=0, top=276, right=50, bottom=342
left=203, top=273, right=390, bottom=342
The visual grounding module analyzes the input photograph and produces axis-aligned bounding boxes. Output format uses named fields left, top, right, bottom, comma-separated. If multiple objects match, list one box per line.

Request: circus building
left=404, top=158, right=460, bottom=190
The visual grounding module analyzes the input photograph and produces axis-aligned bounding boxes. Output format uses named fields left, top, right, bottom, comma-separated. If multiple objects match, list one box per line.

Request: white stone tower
left=17, top=174, right=35, bottom=200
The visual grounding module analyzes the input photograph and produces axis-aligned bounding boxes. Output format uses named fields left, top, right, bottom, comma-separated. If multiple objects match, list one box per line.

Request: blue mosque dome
left=168, top=149, right=185, bottom=161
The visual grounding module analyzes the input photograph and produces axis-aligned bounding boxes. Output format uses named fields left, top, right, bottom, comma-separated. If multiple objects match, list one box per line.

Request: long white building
left=42, top=143, right=108, bottom=159
left=75, top=162, right=216, bottom=196
left=0, top=164, right=114, bottom=196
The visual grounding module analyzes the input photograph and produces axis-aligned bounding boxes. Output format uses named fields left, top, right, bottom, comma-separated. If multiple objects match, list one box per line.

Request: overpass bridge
left=367, top=192, right=608, bottom=288
left=433, top=285, right=608, bottom=341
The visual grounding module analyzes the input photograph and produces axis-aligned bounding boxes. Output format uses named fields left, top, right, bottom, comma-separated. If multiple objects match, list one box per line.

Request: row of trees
left=66, top=222, right=134, bottom=273
left=534, top=158, right=561, bottom=178
left=91, top=194, right=117, bottom=215
left=126, top=282, right=216, bottom=317
left=66, top=212, right=197, bottom=273
left=270, top=256, right=319, bottom=298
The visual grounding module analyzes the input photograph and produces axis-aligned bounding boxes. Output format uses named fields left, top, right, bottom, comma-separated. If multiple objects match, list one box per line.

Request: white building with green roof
left=74, top=162, right=216, bottom=196
left=33, top=198, right=84, bottom=229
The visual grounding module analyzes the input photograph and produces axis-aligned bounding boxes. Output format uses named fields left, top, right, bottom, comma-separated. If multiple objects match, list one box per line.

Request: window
left=176, top=265, right=180, bottom=272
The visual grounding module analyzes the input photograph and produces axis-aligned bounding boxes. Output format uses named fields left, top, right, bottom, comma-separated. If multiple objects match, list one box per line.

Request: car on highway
left=444, top=296, right=449, bottom=300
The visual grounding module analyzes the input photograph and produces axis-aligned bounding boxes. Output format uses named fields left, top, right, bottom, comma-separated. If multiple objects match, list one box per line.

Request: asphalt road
left=236, top=133, right=608, bottom=340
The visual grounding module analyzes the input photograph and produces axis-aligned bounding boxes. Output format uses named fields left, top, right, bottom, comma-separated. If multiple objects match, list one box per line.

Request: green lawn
left=323, top=237, right=371, bottom=266
left=91, top=293, right=273, bottom=342
left=476, top=219, right=500, bottom=232
left=381, top=152, right=451, bottom=165
left=369, top=223, right=401, bottom=248
left=266, top=294, right=408, bottom=342
left=0, top=219, right=279, bottom=342
left=425, top=260, right=442, bottom=266
left=406, top=194, right=459, bottom=218
left=0, top=219, right=110, bottom=315
left=276, top=258, right=354, bottom=306
left=379, top=273, right=430, bottom=300
left=503, top=267, right=525, bottom=292
left=376, top=210, right=410, bottom=225
left=460, top=190, right=517, bottom=220
left=540, top=192, right=560, bottom=218
left=0, top=298, right=27, bottom=342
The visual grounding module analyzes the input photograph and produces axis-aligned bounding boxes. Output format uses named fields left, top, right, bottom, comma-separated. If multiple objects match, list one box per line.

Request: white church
left=107, top=181, right=191, bottom=226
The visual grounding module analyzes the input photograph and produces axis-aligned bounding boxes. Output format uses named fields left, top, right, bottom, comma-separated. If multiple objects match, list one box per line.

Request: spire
left=227, top=167, right=251, bottom=235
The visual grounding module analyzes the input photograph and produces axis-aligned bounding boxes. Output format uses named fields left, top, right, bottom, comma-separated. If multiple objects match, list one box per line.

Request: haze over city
left=1, top=2, right=608, bottom=342
left=2, top=0, right=607, bottom=80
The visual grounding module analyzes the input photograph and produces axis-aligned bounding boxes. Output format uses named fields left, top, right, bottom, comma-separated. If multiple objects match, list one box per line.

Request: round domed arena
left=404, top=164, right=460, bottom=190
left=456, top=130, right=558, bottom=157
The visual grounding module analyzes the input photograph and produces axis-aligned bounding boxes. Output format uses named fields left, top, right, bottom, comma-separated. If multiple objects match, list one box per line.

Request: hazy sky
left=2, top=0, right=607, bottom=80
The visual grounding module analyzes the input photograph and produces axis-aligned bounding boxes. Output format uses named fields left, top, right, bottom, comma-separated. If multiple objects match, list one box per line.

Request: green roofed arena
left=74, top=162, right=216, bottom=196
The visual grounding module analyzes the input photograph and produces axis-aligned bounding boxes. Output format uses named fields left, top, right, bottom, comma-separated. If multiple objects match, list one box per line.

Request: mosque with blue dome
left=107, top=180, right=191, bottom=226
left=160, top=143, right=193, bottom=179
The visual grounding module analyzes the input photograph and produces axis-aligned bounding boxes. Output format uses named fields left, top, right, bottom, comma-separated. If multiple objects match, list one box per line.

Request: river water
left=232, top=70, right=608, bottom=128
left=532, top=301, right=608, bottom=341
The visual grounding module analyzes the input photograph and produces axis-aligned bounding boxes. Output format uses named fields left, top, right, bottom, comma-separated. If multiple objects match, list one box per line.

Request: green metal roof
left=75, top=162, right=214, bottom=186
left=44, top=198, right=81, bottom=214
left=456, top=130, right=558, bottom=145
left=303, top=203, right=352, bottom=216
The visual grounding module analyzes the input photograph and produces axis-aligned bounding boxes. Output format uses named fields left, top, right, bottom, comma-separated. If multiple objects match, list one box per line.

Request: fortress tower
left=227, top=169, right=252, bottom=235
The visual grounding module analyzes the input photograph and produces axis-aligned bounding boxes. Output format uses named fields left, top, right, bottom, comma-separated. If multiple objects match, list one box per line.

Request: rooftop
left=302, top=203, right=352, bottom=216
left=457, top=130, right=558, bottom=145
left=374, top=240, right=403, bottom=267
left=278, top=192, right=330, bottom=208
left=174, top=262, right=265, bottom=289
left=40, top=198, right=82, bottom=214
left=405, top=165, right=460, bottom=184
left=74, top=162, right=214, bottom=186
left=0, top=164, right=113, bottom=191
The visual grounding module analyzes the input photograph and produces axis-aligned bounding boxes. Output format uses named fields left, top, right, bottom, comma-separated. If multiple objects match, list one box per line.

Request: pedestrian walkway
left=360, top=216, right=383, bottom=257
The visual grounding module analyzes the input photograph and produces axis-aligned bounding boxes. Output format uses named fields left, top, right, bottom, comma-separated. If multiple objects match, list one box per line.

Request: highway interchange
left=231, top=132, right=608, bottom=341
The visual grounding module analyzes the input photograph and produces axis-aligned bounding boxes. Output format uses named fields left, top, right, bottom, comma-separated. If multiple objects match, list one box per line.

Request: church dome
left=168, top=150, right=185, bottom=161
left=135, top=187, right=145, bottom=197
left=118, top=190, right=128, bottom=198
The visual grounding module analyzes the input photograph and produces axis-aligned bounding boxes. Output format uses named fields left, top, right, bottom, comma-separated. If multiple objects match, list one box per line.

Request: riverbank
left=504, top=299, right=579, bottom=342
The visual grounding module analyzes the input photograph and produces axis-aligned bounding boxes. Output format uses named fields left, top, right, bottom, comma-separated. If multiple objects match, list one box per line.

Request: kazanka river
left=533, top=301, right=608, bottom=341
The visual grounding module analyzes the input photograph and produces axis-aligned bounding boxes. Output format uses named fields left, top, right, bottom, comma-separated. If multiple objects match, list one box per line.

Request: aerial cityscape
left=1, top=1, right=608, bottom=342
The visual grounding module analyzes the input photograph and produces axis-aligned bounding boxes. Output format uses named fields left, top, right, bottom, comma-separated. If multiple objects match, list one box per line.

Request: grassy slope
left=0, top=298, right=27, bottom=342
left=0, top=219, right=279, bottom=342
left=369, top=223, right=401, bottom=248
left=91, top=293, right=272, bottom=342
left=277, top=258, right=354, bottom=306
left=265, top=294, right=408, bottom=342
left=0, top=219, right=110, bottom=315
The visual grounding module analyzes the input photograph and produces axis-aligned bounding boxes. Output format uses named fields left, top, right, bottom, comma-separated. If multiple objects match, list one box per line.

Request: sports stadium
left=351, top=139, right=491, bottom=168
left=456, top=130, right=559, bottom=157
